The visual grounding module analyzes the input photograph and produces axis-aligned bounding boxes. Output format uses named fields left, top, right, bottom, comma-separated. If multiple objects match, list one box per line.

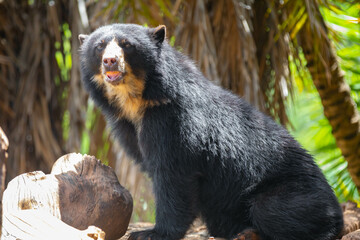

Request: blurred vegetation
left=0, top=0, right=359, bottom=223
left=288, top=1, right=360, bottom=203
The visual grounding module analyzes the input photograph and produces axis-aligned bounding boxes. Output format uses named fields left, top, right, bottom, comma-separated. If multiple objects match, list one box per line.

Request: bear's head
left=79, top=24, right=167, bottom=123
left=79, top=24, right=165, bottom=86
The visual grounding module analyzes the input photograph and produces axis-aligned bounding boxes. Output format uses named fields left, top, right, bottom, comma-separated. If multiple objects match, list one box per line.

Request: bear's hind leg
left=249, top=180, right=343, bottom=240
left=204, top=209, right=255, bottom=239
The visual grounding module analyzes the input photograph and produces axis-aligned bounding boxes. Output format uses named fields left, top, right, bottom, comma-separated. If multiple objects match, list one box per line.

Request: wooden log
left=2, top=210, right=105, bottom=240
left=1, top=153, right=133, bottom=240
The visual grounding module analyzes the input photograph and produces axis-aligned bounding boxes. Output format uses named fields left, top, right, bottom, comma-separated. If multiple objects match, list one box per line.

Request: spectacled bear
left=78, top=24, right=343, bottom=240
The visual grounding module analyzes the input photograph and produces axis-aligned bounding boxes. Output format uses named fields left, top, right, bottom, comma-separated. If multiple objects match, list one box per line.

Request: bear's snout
left=103, top=57, right=119, bottom=72
left=103, top=57, right=117, bottom=67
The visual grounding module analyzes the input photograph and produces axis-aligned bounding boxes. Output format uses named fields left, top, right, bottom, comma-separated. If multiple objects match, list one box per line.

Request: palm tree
left=297, top=1, right=360, bottom=193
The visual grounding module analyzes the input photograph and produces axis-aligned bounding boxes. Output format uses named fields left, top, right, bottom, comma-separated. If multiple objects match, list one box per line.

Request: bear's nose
left=103, top=57, right=117, bottom=67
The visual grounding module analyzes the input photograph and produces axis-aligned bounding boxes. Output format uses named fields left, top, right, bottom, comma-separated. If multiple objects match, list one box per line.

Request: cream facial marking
left=101, top=38, right=126, bottom=84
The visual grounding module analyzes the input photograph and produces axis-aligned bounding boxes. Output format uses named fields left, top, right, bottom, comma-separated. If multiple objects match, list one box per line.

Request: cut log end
left=2, top=153, right=133, bottom=240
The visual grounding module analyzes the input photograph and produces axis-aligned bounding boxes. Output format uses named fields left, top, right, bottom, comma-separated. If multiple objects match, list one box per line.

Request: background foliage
left=288, top=1, right=360, bottom=203
left=0, top=0, right=359, bottom=222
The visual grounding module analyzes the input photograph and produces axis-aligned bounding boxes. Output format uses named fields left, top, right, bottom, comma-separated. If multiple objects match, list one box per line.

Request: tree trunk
left=298, top=3, right=360, bottom=193
left=0, top=127, right=8, bottom=227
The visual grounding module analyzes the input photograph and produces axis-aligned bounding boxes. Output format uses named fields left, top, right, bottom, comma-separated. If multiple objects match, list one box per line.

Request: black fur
left=79, top=24, right=343, bottom=240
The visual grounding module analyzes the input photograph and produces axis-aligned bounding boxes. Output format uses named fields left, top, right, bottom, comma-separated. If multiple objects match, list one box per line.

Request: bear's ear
left=78, top=34, right=88, bottom=45
left=149, top=25, right=166, bottom=45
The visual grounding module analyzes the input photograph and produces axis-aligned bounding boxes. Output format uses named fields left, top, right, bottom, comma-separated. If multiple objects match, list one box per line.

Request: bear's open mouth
left=105, top=71, right=125, bottom=85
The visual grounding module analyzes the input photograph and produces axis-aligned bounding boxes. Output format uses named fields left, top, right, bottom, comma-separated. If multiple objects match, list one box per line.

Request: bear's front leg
left=129, top=171, right=199, bottom=240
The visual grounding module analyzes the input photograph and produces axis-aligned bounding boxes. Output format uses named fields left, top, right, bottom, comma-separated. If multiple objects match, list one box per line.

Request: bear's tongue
left=106, top=71, right=122, bottom=83
left=106, top=71, right=120, bottom=80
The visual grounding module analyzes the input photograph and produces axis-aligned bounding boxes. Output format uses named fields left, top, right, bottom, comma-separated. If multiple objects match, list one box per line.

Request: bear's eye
left=121, top=39, right=133, bottom=50
left=95, top=40, right=106, bottom=52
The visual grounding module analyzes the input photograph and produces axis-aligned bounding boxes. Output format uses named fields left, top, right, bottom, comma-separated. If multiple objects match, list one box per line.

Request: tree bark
left=298, top=3, right=360, bottom=192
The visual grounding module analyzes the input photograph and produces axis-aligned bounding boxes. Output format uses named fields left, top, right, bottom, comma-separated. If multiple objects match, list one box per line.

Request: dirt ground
left=120, top=201, right=360, bottom=240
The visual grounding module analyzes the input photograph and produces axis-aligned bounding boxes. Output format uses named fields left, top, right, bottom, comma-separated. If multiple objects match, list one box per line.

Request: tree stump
left=1, top=153, right=133, bottom=240
left=3, top=209, right=106, bottom=240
